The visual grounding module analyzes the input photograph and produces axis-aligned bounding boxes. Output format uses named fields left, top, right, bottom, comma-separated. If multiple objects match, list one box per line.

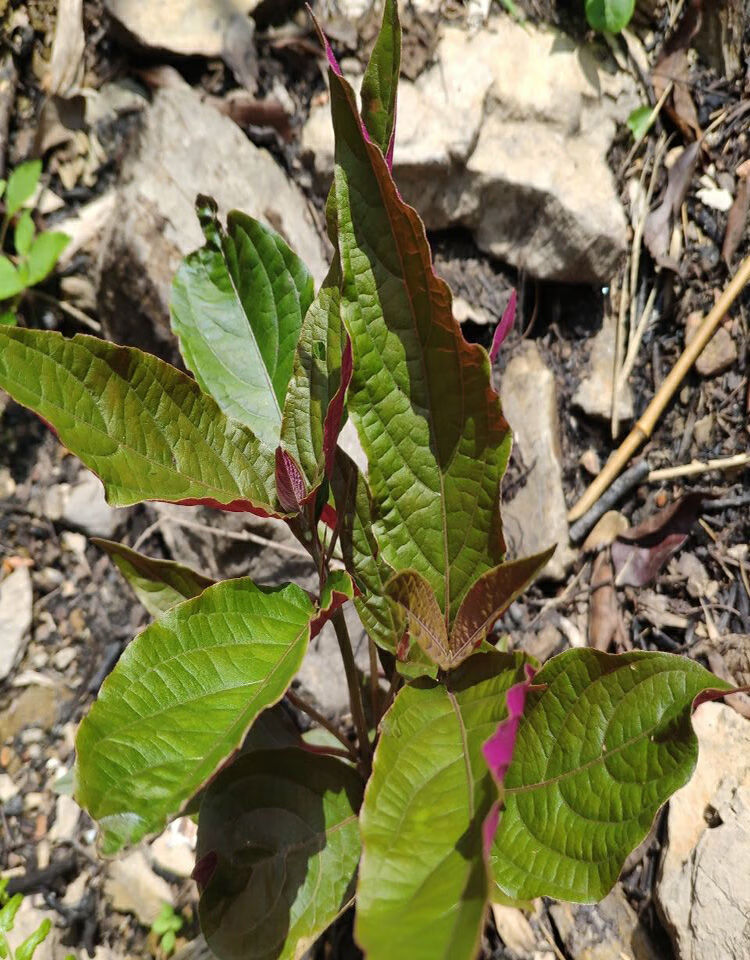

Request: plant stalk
left=332, top=609, right=372, bottom=772
left=286, top=688, right=358, bottom=763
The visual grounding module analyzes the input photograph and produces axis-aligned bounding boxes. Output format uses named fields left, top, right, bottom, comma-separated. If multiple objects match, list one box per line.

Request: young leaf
left=386, top=569, right=448, bottom=668
left=91, top=539, right=215, bottom=618
left=626, top=104, right=653, bottom=142
left=26, top=231, right=69, bottom=284
left=197, top=749, right=363, bottom=960
left=14, top=209, right=35, bottom=257
left=310, top=568, right=355, bottom=638
left=0, top=895, right=23, bottom=933
left=491, top=648, right=732, bottom=903
left=171, top=197, right=314, bottom=448
left=0, top=328, right=279, bottom=513
left=15, top=919, right=51, bottom=960
left=356, top=652, right=532, bottom=960
left=0, top=256, right=24, bottom=300
left=329, top=60, right=512, bottom=624
left=75, top=578, right=315, bottom=853
left=360, top=0, right=401, bottom=165
left=585, top=0, right=636, bottom=33
left=4, top=160, right=42, bottom=218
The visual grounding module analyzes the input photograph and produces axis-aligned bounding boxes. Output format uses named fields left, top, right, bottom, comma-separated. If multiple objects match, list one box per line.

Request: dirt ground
left=0, top=0, right=748, bottom=958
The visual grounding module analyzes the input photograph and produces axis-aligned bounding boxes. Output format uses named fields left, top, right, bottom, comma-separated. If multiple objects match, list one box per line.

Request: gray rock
left=48, top=794, right=81, bottom=843
left=549, top=887, right=661, bottom=960
left=105, top=850, right=174, bottom=926
left=97, top=79, right=328, bottom=358
left=500, top=342, right=575, bottom=581
left=44, top=469, right=125, bottom=539
left=572, top=315, right=634, bottom=426
left=0, top=567, right=33, bottom=681
left=303, top=17, right=635, bottom=283
left=105, top=0, right=260, bottom=89
left=656, top=702, right=750, bottom=960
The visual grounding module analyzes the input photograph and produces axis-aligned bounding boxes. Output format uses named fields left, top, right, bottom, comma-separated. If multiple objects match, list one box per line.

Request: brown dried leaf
left=611, top=493, right=706, bottom=587
left=722, top=176, right=749, bottom=265
left=45, top=0, right=85, bottom=97
left=589, top=551, right=626, bottom=653
left=582, top=511, right=629, bottom=553
left=644, top=142, right=700, bottom=269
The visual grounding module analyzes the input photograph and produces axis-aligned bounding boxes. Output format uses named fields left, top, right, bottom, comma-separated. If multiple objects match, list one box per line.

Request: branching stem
left=332, top=609, right=372, bottom=774
left=286, top=688, right=358, bottom=763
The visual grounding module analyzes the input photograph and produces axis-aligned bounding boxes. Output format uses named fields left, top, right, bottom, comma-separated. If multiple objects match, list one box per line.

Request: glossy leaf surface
left=171, top=197, right=314, bottom=447
left=198, top=749, right=362, bottom=960
left=0, top=328, right=279, bottom=513
left=492, top=649, right=731, bottom=902
left=356, top=652, right=530, bottom=960
left=329, top=64, right=511, bottom=624
left=75, top=579, right=314, bottom=853
left=92, top=538, right=215, bottom=618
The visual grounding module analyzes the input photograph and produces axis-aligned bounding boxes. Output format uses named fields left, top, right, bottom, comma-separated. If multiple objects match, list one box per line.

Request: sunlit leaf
left=356, top=652, right=531, bottom=960
left=492, top=648, right=732, bottom=902
left=27, top=231, right=69, bottom=284
left=75, top=579, right=315, bottom=853
left=0, top=328, right=279, bottom=513
left=4, top=160, right=42, bottom=218
left=627, top=104, right=653, bottom=141
left=0, top=256, right=24, bottom=300
left=198, top=749, right=362, bottom=960
left=585, top=0, right=635, bottom=32
left=360, top=0, right=401, bottom=165
left=14, top=209, right=34, bottom=257
left=171, top=196, right=314, bottom=448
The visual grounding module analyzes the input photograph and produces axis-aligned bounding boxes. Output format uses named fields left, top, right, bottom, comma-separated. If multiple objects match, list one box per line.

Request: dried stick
left=568, top=461, right=649, bottom=543
left=569, top=252, right=750, bottom=523
left=648, top=453, right=750, bottom=482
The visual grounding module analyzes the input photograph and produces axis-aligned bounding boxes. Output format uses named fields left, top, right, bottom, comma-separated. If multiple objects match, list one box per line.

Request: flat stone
left=150, top=819, right=196, bottom=879
left=44, top=470, right=124, bottom=539
left=500, top=342, right=575, bottom=580
left=572, top=315, right=634, bottom=426
left=685, top=312, right=738, bottom=377
left=49, top=794, right=81, bottom=843
left=303, top=17, right=635, bottom=283
left=656, top=702, right=750, bottom=960
left=97, top=79, right=328, bottom=358
left=105, top=850, right=174, bottom=926
left=0, top=567, right=33, bottom=681
left=0, top=685, right=60, bottom=742
left=0, top=772, right=19, bottom=803
left=549, top=886, right=661, bottom=960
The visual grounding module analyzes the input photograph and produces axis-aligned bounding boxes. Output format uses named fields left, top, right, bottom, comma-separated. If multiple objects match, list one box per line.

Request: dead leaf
left=644, top=141, right=700, bottom=269
left=722, top=175, right=749, bottom=265
left=589, top=551, right=626, bottom=652
left=611, top=493, right=706, bottom=587
left=582, top=511, right=629, bottom=553
left=45, top=0, right=85, bottom=97
left=653, top=50, right=701, bottom=140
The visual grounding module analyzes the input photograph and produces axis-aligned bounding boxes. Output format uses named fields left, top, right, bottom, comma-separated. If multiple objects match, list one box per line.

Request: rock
left=672, top=552, right=717, bottom=600
left=105, top=851, right=173, bottom=926
left=8, top=899, right=63, bottom=960
left=97, top=80, right=328, bottom=358
left=549, top=887, right=661, bottom=960
left=578, top=448, right=600, bottom=476
left=693, top=413, right=713, bottom=448
left=43, top=470, right=124, bottom=539
left=685, top=312, right=738, bottom=377
left=572, top=316, right=634, bottom=426
left=491, top=903, right=539, bottom=956
left=296, top=605, right=371, bottom=714
left=150, top=819, right=196, bottom=879
left=0, top=466, right=15, bottom=498
left=48, top=794, right=81, bottom=843
left=0, top=772, right=19, bottom=803
left=0, top=686, right=60, bottom=742
left=105, top=0, right=260, bottom=89
left=500, top=342, right=575, bottom=580
left=453, top=296, right=490, bottom=325
left=303, top=17, right=635, bottom=283
left=0, top=567, right=33, bottom=681
left=656, top=702, right=750, bottom=960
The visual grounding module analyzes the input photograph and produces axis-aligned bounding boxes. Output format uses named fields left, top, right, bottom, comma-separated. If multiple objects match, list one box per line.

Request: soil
left=0, top=1, right=748, bottom=958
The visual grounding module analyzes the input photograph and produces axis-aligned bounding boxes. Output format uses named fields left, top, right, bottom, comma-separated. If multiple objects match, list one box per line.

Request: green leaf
left=329, top=64, right=512, bottom=625
left=4, top=161, right=42, bottom=218
left=0, top=328, right=279, bottom=512
left=74, top=578, right=315, bottom=853
left=356, top=652, right=531, bottom=960
left=171, top=197, right=314, bottom=448
left=627, top=104, right=653, bottom=141
left=15, top=918, right=51, bottom=960
left=0, top=256, right=24, bottom=300
left=0, top=311, right=16, bottom=326
left=280, top=259, right=345, bottom=490
left=492, top=648, right=732, bottom=903
left=26, top=231, right=69, bottom=285
left=0, top=179, right=6, bottom=200
left=0, top=895, right=23, bottom=933
left=14, top=210, right=34, bottom=257
left=585, top=0, right=635, bottom=32
left=360, top=0, right=401, bottom=162
left=198, top=749, right=363, bottom=960
left=92, top=538, right=215, bottom=618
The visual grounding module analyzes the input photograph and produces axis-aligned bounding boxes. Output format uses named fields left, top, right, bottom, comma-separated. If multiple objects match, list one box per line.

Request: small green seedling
left=0, top=160, right=69, bottom=326
left=151, top=904, right=183, bottom=957
left=585, top=0, right=635, bottom=32
left=0, top=878, right=53, bottom=960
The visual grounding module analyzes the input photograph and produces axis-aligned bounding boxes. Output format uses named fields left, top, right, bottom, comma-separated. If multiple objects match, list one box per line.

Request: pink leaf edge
left=481, top=662, right=535, bottom=857
left=323, top=336, right=353, bottom=479
left=489, top=289, right=517, bottom=363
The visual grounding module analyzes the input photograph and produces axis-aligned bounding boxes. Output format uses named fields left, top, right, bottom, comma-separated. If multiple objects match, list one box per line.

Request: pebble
left=0, top=772, right=19, bottom=803
left=0, top=567, right=33, bottom=681
left=685, top=312, right=737, bottom=377
left=105, top=851, right=174, bottom=926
